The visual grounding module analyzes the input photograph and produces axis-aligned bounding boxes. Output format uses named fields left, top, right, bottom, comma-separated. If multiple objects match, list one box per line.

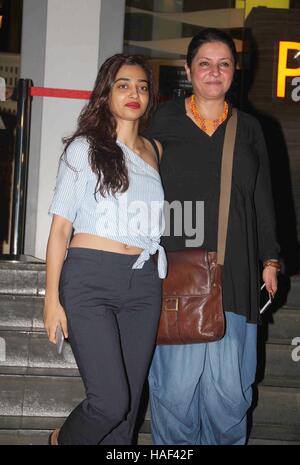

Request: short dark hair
left=186, top=28, right=237, bottom=68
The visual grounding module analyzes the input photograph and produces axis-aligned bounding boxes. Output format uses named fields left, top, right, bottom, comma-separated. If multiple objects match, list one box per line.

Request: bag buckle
left=164, top=297, right=179, bottom=311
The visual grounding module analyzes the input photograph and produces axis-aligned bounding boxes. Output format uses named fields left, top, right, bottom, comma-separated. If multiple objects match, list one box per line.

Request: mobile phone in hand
left=55, top=324, right=64, bottom=354
left=260, top=283, right=273, bottom=314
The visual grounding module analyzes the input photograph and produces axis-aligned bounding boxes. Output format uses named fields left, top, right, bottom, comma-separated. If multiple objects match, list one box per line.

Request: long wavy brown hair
left=62, top=54, right=157, bottom=196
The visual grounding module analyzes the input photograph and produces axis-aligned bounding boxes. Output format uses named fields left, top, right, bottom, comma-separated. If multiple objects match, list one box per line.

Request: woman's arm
left=44, top=214, right=73, bottom=343
left=45, top=139, right=89, bottom=342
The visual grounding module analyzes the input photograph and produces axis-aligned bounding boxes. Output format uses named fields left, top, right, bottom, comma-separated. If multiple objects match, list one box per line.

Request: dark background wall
left=0, top=0, right=23, bottom=53
left=0, top=0, right=22, bottom=252
left=244, top=7, right=300, bottom=273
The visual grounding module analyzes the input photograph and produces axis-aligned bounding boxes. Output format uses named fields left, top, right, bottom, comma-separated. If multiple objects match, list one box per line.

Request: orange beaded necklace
left=189, top=95, right=228, bottom=136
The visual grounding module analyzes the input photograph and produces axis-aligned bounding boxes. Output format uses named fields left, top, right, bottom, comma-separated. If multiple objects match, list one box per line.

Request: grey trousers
left=58, top=247, right=162, bottom=445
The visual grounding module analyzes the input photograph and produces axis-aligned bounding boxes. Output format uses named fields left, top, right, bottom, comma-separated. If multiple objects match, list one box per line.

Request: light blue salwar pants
left=148, top=311, right=257, bottom=445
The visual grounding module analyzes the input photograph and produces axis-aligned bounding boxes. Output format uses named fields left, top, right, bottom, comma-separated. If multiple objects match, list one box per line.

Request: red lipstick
left=125, top=102, right=141, bottom=109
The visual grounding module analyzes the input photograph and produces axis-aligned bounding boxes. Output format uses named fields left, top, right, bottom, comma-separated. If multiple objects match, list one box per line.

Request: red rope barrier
left=30, top=86, right=91, bottom=100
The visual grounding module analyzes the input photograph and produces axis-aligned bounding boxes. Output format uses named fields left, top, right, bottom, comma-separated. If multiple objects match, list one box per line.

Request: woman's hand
left=262, top=266, right=278, bottom=298
left=44, top=215, right=72, bottom=344
left=44, top=298, right=68, bottom=344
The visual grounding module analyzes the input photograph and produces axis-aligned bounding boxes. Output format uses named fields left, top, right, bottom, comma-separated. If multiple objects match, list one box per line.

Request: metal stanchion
left=0, top=80, right=91, bottom=263
left=0, top=79, right=42, bottom=263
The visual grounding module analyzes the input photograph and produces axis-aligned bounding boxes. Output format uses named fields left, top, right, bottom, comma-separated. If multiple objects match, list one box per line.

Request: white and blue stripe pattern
left=49, top=137, right=167, bottom=278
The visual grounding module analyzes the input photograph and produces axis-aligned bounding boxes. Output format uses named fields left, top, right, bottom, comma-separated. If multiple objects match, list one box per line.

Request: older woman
left=145, top=28, right=279, bottom=445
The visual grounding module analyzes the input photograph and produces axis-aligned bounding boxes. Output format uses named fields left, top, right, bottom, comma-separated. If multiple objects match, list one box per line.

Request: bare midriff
left=69, top=233, right=144, bottom=255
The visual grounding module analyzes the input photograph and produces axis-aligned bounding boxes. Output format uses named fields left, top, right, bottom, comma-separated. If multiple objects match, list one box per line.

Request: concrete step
left=252, top=385, right=300, bottom=427
left=0, top=295, right=44, bottom=331
left=0, top=415, right=65, bottom=430
left=0, top=262, right=45, bottom=296
left=0, top=430, right=298, bottom=445
left=1, top=259, right=299, bottom=306
left=0, top=429, right=51, bottom=445
left=140, top=435, right=300, bottom=445
left=250, top=423, right=300, bottom=443
left=263, top=308, right=300, bottom=344
left=0, top=429, right=151, bottom=445
left=0, top=429, right=298, bottom=445
left=0, top=330, right=78, bottom=376
left=140, top=386, right=300, bottom=432
left=282, top=274, right=300, bottom=309
left=1, top=330, right=299, bottom=388
left=138, top=421, right=300, bottom=444
left=0, top=426, right=298, bottom=445
left=0, top=374, right=85, bottom=418
left=260, top=375, right=300, bottom=389
left=139, top=419, right=300, bottom=445
left=1, top=294, right=299, bottom=345
left=0, top=401, right=298, bottom=444
left=3, top=374, right=298, bottom=429
left=137, top=433, right=152, bottom=445
left=248, top=438, right=300, bottom=445
left=257, top=342, right=300, bottom=388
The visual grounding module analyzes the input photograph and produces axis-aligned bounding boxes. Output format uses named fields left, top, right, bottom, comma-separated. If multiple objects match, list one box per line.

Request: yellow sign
left=235, top=0, right=290, bottom=17
left=277, top=41, right=300, bottom=98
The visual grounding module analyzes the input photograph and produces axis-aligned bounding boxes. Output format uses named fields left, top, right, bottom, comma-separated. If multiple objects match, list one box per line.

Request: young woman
left=145, top=28, right=279, bottom=445
left=44, top=54, right=166, bottom=445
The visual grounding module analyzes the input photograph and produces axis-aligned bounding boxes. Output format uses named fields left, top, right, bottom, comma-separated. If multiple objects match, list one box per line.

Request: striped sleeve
left=48, top=138, right=90, bottom=223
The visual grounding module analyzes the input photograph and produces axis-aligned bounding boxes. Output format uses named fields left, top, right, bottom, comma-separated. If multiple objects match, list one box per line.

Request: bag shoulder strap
left=217, top=108, right=237, bottom=265
left=144, top=137, right=160, bottom=164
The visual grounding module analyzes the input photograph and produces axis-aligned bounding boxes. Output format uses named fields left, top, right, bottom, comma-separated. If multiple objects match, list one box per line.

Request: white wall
left=21, top=0, right=125, bottom=259
left=20, top=0, right=48, bottom=257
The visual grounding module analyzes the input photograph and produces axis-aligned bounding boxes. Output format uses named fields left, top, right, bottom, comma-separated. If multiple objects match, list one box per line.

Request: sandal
left=48, top=428, right=60, bottom=445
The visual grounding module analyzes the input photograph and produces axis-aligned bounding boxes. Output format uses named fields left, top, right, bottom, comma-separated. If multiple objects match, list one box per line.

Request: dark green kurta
left=145, top=98, right=279, bottom=323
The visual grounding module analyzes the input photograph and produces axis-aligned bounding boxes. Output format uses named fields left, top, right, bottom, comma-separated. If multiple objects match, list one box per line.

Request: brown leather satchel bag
left=157, top=109, right=237, bottom=345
